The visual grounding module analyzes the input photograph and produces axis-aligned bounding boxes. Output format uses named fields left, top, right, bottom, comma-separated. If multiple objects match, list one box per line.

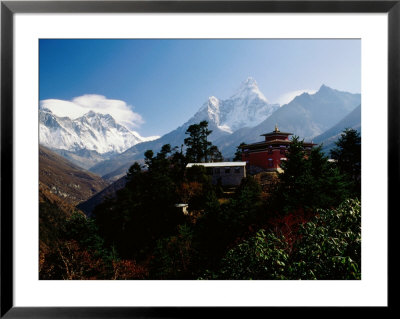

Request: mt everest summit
left=39, top=107, right=159, bottom=169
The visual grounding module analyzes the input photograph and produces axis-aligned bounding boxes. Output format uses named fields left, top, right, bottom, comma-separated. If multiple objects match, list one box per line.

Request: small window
left=268, top=159, right=274, bottom=168
left=225, top=168, right=231, bottom=174
left=234, top=167, right=240, bottom=174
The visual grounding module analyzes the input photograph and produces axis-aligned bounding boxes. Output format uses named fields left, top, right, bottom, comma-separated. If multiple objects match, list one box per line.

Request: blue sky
left=40, top=39, right=361, bottom=136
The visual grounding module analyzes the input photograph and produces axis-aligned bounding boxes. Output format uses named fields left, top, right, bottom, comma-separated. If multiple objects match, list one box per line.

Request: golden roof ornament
left=274, top=124, right=280, bottom=132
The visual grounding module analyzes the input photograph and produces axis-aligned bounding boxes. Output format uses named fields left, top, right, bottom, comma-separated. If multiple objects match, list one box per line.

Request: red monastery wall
left=243, top=149, right=286, bottom=170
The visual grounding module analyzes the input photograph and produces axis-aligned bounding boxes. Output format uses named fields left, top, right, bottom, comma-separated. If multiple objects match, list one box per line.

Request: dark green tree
left=150, top=224, right=194, bottom=279
left=272, top=136, right=349, bottom=214
left=289, top=199, right=361, bottom=279
left=204, top=199, right=361, bottom=280
left=191, top=176, right=263, bottom=273
left=201, top=229, right=289, bottom=280
left=330, top=128, right=361, bottom=197
left=184, top=121, right=220, bottom=163
left=233, top=142, right=246, bottom=161
left=184, top=122, right=204, bottom=162
left=208, top=145, right=223, bottom=162
left=199, top=120, right=213, bottom=162
left=93, top=144, right=186, bottom=260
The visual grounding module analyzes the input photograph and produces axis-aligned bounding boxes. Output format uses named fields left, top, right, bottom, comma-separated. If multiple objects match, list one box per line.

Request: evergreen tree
left=233, top=142, right=246, bottom=161
left=93, top=144, right=186, bottom=260
left=199, top=120, right=213, bottom=162
left=330, top=128, right=361, bottom=197
left=184, top=122, right=205, bottom=162
left=184, top=121, right=220, bottom=162
left=272, top=136, right=349, bottom=214
left=208, top=145, right=223, bottom=162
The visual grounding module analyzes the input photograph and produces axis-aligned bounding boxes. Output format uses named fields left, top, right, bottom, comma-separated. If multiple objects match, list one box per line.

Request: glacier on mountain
left=39, top=108, right=159, bottom=154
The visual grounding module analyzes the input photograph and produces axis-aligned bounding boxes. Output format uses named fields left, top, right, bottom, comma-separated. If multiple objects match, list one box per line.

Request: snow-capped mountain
left=89, top=77, right=279, bottom=180
left=189, top=77, right=279, bottom=134
left=39, top=107, right=159, bottom=155
left=90, top=83, right=361, bottom=181
left=215, top=84, right=361, bottom=157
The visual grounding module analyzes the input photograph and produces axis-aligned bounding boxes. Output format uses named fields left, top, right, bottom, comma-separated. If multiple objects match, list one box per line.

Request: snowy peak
left=231, top=77, right=269, bottom=103
left=238, top=77, right=259, bottom=92
left=77, top=111, right=120, bottom=133
left=189, top=77, right=278, bottom=134
left=39, top=109, right=159, bottom=155
left=204, top=96, right=221, bottom=124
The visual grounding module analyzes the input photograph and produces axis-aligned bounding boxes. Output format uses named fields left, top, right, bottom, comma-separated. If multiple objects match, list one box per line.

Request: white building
left=186, top=162, right=247, bottom=186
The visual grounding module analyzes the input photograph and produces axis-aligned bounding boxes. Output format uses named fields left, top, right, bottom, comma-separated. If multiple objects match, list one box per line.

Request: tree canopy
left=330, top=128, right=361, bottom=197
left=272, top=136, right=349, bottom=214
left=184, top=121, right=222, bottom=162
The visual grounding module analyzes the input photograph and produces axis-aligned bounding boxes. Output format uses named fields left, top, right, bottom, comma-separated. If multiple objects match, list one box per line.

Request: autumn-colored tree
left=112, top=260, right=148, bottom=280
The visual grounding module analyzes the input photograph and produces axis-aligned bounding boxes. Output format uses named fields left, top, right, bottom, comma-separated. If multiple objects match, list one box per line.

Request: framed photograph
left=1, top=0, right=396, bottom=317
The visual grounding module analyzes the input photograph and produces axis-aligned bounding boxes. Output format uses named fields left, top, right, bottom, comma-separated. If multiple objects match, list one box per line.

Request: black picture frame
left=1, top=0, right=397, bottom=317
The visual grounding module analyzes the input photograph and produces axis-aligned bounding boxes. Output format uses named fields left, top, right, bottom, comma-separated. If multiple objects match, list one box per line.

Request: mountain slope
left=51, top=148, right=115, bottom=171
left=77, top=176, right=128, bottom=216
left=39, top=145, right=109, bottom=205
left=313, top=104, right=361, bottom=154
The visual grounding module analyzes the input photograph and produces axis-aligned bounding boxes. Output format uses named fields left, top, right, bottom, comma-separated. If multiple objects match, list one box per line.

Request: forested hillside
left=40, top=122, right=361, bottom=280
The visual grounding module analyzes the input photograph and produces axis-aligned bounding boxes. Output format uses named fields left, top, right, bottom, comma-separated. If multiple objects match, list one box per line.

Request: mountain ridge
left=39, top=108, right=159, bottom=165
left=89, top=82, right=360, bottom=181
left=313, top=104, right=361, bottom=154
left=215, top=85, right=361, bottom=158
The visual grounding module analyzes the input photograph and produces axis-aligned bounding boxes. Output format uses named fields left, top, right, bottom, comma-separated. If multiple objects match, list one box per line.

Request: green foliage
left=206, top=229, right=289, bottom=280
left=66, top=126, right=362, bottom=280
left=184, top=121, right=221, bottom=163
left=150, top=224, right=194, bottom=279
left=93, top=144, right=187, bottom=260
left=205, top=199, right=361, bottom=280
left=289, top=199, right=361, bottom=279
left=330, top=128, right=361, bottom=197
left=232, top=176, right=262, bottom=220
left=39, top=204, right=119, bottom=279
left=64, top=211, right=117, bottom=262
left=185, top=165, right=212, bottom=185
left=208, top=145, right=223, bottom=162
left=233, top=142, right=246, bottom=161
left=192, top=177, right=263, bottom=272
left=272, top=136, right=350, bottom=214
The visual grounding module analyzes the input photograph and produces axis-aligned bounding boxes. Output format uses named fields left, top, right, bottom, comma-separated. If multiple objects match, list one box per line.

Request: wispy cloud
left=276, top=89, right=317, bottom=106
left=40, top=94, right=144, bottom=129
